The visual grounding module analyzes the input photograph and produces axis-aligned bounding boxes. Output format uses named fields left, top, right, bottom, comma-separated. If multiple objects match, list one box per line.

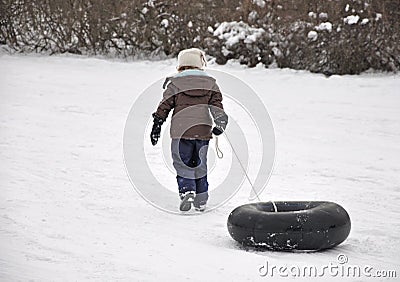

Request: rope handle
left=215, top=136, right=224, bottom=159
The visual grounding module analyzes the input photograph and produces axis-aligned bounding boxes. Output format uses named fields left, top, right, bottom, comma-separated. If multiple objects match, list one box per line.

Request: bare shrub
left=1, top=0, right=398, bottom=74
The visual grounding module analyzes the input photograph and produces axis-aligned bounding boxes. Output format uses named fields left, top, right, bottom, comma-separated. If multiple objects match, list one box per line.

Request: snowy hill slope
left=0, top=55, right=399, bottom=281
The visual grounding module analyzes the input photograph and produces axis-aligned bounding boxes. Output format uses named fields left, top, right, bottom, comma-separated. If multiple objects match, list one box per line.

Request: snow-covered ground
left=0, top=54, right=399, bottom=281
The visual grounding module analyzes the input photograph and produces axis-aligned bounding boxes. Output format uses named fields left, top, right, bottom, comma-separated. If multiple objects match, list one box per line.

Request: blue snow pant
left=171, top=138, right=209, bottom=206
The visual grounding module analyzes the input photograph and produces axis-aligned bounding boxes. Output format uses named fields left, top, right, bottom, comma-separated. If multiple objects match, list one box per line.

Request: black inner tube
left=227, top=201, right=351, bottom=251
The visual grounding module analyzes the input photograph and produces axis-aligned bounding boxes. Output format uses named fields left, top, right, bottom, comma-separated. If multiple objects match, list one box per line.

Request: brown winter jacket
left=154, top=71, right=226, bottom=140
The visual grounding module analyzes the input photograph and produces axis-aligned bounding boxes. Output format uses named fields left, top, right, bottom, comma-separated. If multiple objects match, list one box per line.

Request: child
left=150, top=48, right=228, bottom=212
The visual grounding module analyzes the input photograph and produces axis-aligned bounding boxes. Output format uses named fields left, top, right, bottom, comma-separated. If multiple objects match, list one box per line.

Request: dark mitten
left=212, top=111, right=228, bottom=136
left=150, top=114, right=164, bottom=145
left=212, top=127, right=223, bottom=136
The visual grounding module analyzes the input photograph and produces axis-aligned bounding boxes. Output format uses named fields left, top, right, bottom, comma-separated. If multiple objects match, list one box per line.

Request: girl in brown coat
left=150, top=48, right=228, bottom=212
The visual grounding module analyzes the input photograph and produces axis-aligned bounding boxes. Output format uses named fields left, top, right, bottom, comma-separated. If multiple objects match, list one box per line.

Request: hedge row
left=1, top=0, right=399, bottom=74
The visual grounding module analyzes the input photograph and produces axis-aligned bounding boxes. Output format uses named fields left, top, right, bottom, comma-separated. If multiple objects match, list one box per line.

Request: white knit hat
left=177, top=48, right=207, bottom=69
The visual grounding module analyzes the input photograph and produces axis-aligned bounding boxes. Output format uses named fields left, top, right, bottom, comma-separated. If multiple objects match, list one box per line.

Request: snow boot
left=194, top=203, right=206, bottom=212
left=179, top=191, right=195, bottom=211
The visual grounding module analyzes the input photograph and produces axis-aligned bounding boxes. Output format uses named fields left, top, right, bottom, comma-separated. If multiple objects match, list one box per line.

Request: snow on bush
left=160, top=19, right=169, bottom=28
left=252, top=0, right=266, bottom=8
left=361, top=18, right=369, bottom=25
left=141, top=7, right=148, bottom=14
left=213, top=21, right=265, bottom=48
left=315, top=22, right=333, bottom=32
left=210, top=21, right=270, bottom=67
left=319, top=12, right=328, bottom=19
left=307, top=30, right=318, bottom=41
left=248, top=10, right=258, bottom=22
left=344, top=15, right=360, bottom=25
left=308, top=11, right=317, bottom=18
